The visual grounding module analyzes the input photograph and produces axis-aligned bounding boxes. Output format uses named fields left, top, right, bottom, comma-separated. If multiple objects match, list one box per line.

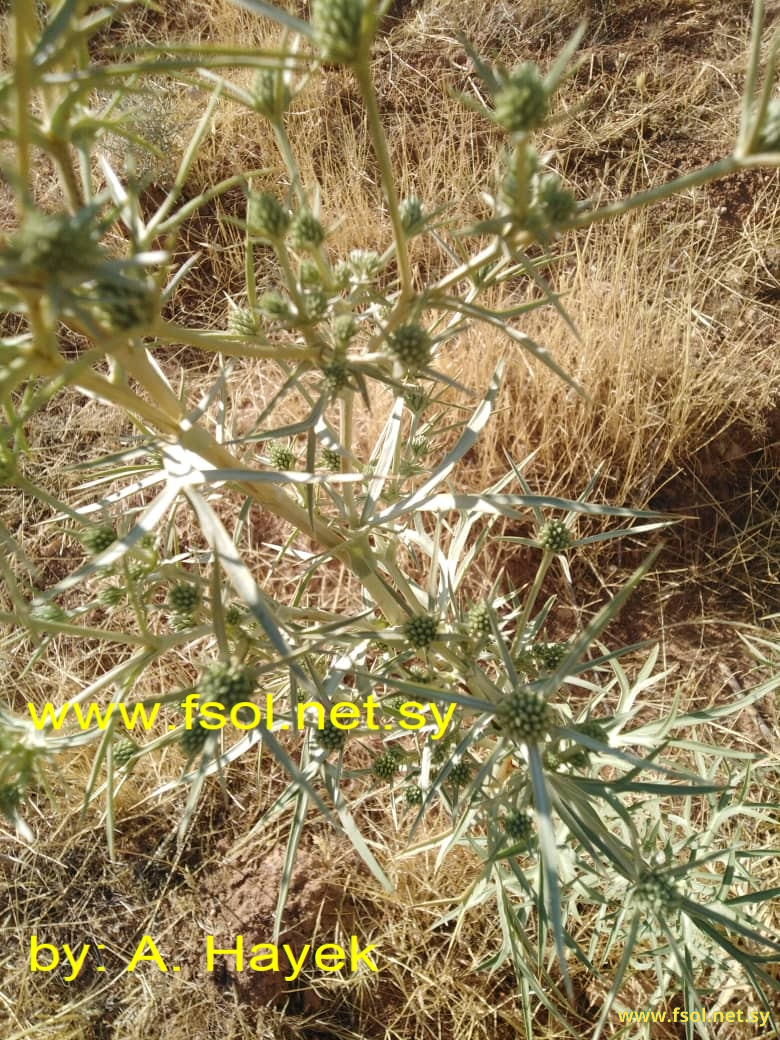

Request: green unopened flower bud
left=388, top=324, right=431, bottom=371
left=757, top=96, right=780, bottom=151
left=90, top=276, right=157, bottom=331
left=332, top=313, right=357, bottom=345
left=448, top=759, right=471, bottom=786
left=323, top=359, right=349, bottom=395
left=532, top=171, right=575, bottom=226
left=180, top=718, right=212, bottom=756
left=405, top=784, right=423, bottom=806
left=288, top=210, right=325, bottom=251
left=537, top=519, right=571, bottom=553
left=298, top=259, right=321, bottom=287
left=227, top=306, right=259, bottom=336
left=252, top=69, right=291, bottom=121
left=533, top=641, right=568, bottom=670
left=258, top=290, right=291, bottom=321
left=496, top=687, right=553, bottom=745
left=403, top=613, right=438, bottom=649
left=247, top=193, right=290, bottom=241
left=98, top=585, right=126, bottom=608
left=81, top=525, right=117, bottom=554
left=312, top=0, right=371, bottom=64
left=14, top=208, right=105, bottom=278
left=346, top=249, right=381, bottom=282
left=113, top=738, right=140, bottom=770
left=300, top=286, right=328, bottom=322
left=493, top=63, right=548, bottom=134
left=399, top=196, right=424, bottom=235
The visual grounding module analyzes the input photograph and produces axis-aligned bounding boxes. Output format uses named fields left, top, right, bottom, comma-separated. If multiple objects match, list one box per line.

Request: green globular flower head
left=288, top=211, right=325, bottom=251
left=268, top=442, right=296, bottom=470
left=405, top=784, right=423, bottom=806
left=98, top=584, right=126, bottom=608
left=15, top=208, right=105, bottom=279
left=388, top=324, right=432, bottom=372
left=320, top=446, right=342, bottom=471
left=168, top=582, right=201, bottom=614
left=533, top=641, right=568, bottom=671
left=198, top=661, right=257, bottom=711
left=258, top=290, right=291, bottom=321
left=323, top=360, right=349, bottom=396
left=403, top=613, right=438, bottom=649
left=466, top=601, right=492, bottom=641
left=634, top=870, right=681, bottom=914
left=448, top=759, right=471, bottom=786
left=247, top=193, right=290, bottom=241
left=532, top=171, right=575, bottom=226
left=90, top=276, right=157, bottom=332
left=537, top=518, right=572, bottom=553
left=313, top=0, right=372, bottom=64
left=113, top=738, right=139, bottom=770
left=180, top=718, right=212, bottom=756
left=372, top=751, right=398, bottom=780
left=496, top=686, right=553, bottom=745
left=81, top=524, right=117, bottom=554
left=494, top=63, right=548, bottom=134
left=316, top=719, right=347, bottom=754
left=504, top=809, right=534, bottom=842
left=332, top=313, right=357, bottom=346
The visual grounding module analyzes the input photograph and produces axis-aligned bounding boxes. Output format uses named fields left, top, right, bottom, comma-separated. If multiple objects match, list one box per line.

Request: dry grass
left=2, top=0, right=780, bottom=1037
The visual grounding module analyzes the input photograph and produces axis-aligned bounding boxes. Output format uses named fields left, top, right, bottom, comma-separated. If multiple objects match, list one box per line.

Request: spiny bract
left=198, top=662, right=257, bottom=710
left=403, top=613, right=439, bottom=649
left=496, top=687, right=553, bottom=744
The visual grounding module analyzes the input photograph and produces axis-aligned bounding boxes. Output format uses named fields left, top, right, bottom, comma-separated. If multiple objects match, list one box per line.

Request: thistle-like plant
left=1, top=0, right=779, bottom=1029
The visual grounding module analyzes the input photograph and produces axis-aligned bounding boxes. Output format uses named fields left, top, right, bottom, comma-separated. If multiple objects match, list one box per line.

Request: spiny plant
left=1, top=0, right=780, bottom=1030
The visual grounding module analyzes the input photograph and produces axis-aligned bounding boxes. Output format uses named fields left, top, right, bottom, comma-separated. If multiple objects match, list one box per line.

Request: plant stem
left=354, top=61, right=413, bottom=300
